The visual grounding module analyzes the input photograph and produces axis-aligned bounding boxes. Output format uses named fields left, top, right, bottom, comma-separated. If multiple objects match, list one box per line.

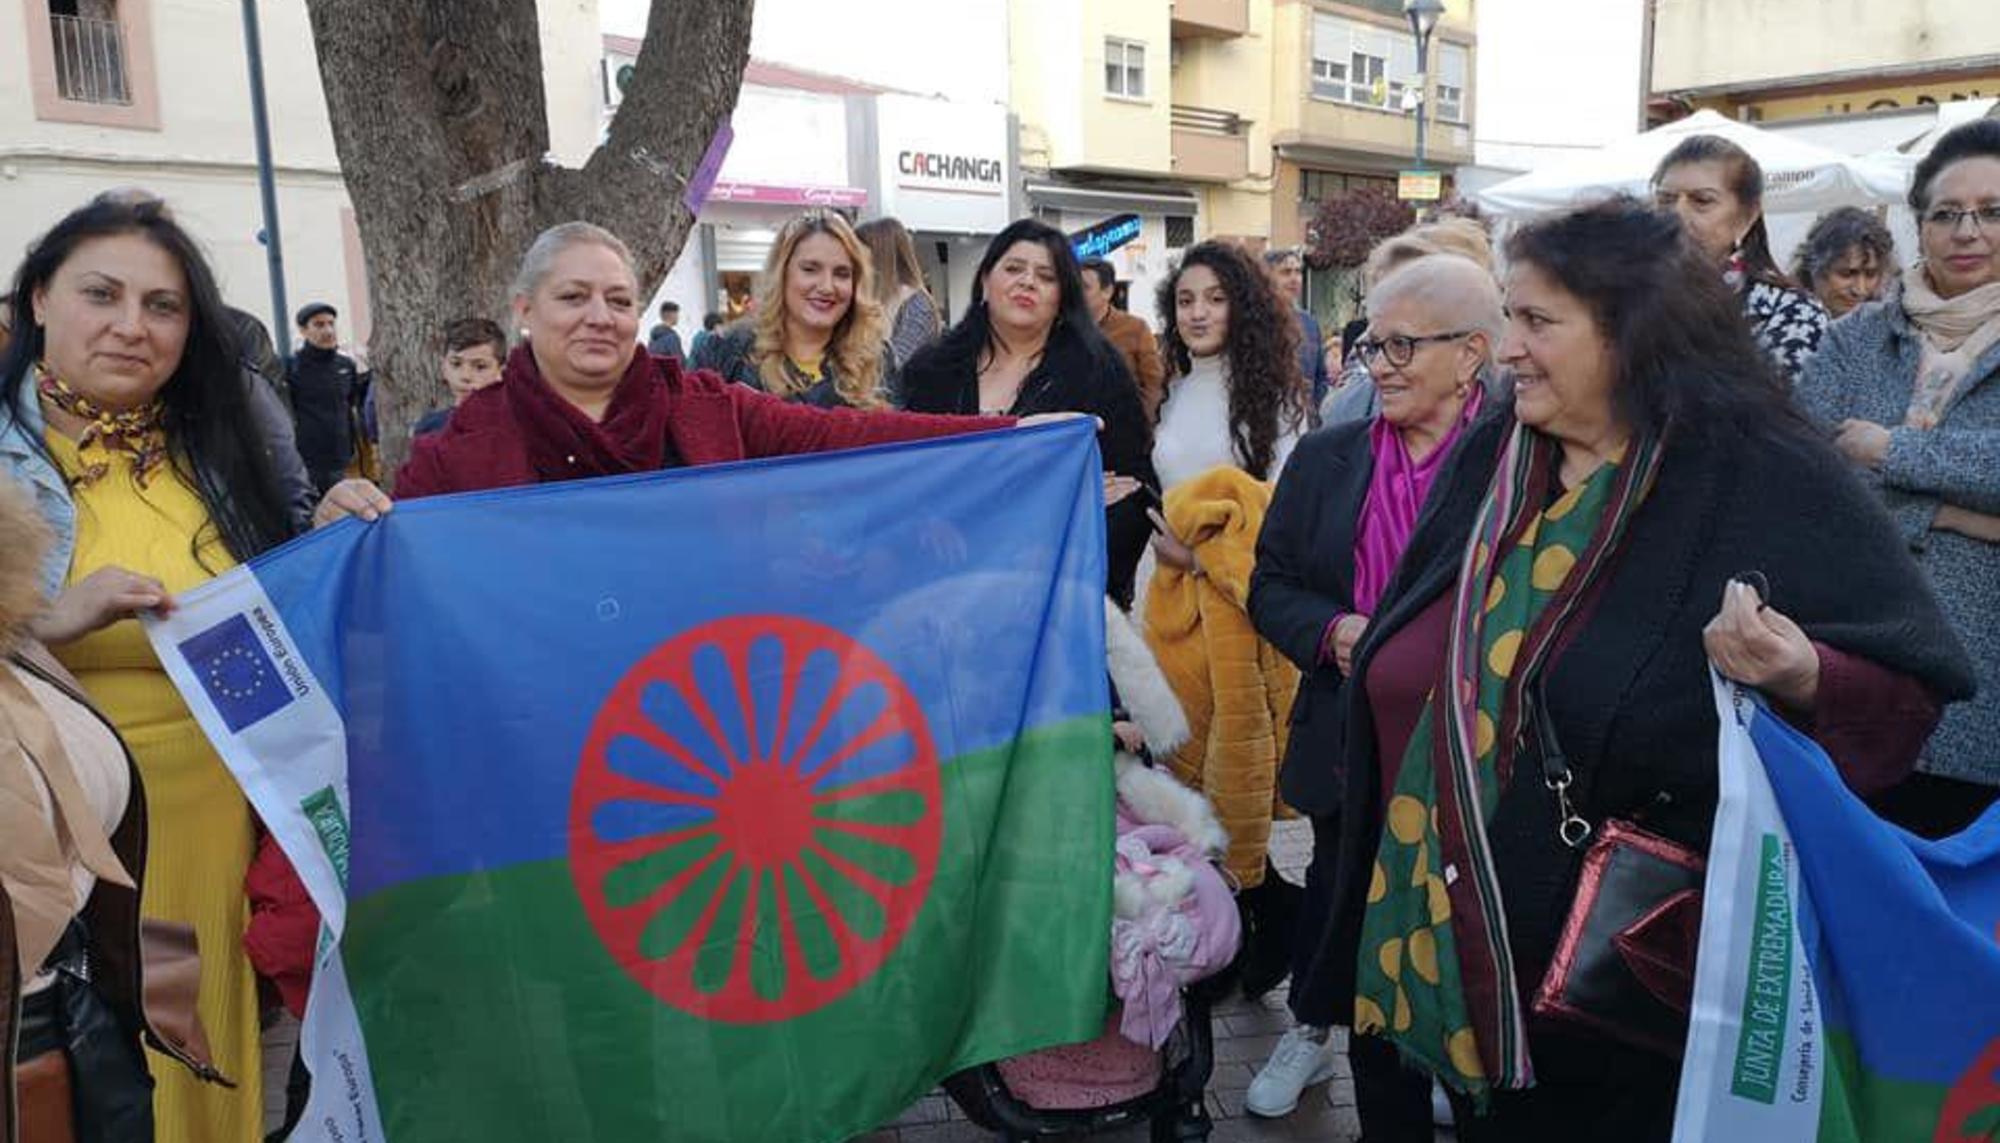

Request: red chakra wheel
left=570, top=615, right=942, bottom=1024
left=1936, top=1036, right=2000, bottom=1143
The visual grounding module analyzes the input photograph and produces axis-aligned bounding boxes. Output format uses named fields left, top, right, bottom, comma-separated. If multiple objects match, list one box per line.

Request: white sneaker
left=1432, top=1080, right=1456, bottom=1127
left=1245, top=1025, right=1339, bottom=1118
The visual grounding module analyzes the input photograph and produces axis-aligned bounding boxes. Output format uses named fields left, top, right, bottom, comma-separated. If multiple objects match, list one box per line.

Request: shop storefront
left=858, top=93, right=1016, bottom=324
left=643, top=71, right=1016, bottom=334
left=650, top=80, right=867, bottom=326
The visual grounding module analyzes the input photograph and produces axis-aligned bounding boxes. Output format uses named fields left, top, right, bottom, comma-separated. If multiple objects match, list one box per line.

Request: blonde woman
left=855, top=216, right=941, bottom=389
left=690, top=211, right=888, bottom=408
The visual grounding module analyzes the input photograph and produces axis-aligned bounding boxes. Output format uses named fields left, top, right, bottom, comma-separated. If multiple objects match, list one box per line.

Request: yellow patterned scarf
left=35, top=365, right=168, bottom=489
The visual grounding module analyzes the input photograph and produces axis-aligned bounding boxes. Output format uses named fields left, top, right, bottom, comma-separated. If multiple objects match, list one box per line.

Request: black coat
left=1248, top=420, right=1374, bottom=815
left=285, top=343, right=364, bottom=478
left=1317, top=402, right=1973, bottom=1074
left=900, top=320, right=1157, bottom=606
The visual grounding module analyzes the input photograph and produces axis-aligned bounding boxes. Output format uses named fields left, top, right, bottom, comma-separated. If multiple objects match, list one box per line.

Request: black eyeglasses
left=1355, top=330, right=1474, bottom=368
left=1921, top=205, right=2000, bottom=232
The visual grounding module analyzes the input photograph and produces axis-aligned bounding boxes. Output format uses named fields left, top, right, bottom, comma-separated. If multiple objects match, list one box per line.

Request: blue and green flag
left=1677, top=674, right=2000, bottom=1141
left=147, top=423, right=1116, bottom=1143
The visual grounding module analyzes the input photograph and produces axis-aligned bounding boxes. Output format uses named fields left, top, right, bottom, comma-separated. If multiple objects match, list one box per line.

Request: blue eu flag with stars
left=177, top=614, right=292, bottom=731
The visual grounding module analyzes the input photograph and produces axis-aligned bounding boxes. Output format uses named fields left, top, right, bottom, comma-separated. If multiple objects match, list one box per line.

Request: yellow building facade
left=1008, top=0, right=1474, bottom=325
left=1650, top=0, right=2000, bottom=124
left=1261, top=0, right=1475, bottom=246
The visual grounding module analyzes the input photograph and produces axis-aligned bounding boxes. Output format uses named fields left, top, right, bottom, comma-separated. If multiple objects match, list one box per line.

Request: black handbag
left=47, top=921, right=157, bottom=1143
left=1523, top=685, right=1705, bottom=1058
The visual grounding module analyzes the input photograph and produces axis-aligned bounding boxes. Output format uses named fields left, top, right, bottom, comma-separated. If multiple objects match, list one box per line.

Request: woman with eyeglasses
left=1325, top=198, right=1962, bottom=1142
left=1797, top=118, right=2000, bottom=836
left=1652, top=135, right=1829, bottom=384
left=1240, top=254, right=1501, bottom=1120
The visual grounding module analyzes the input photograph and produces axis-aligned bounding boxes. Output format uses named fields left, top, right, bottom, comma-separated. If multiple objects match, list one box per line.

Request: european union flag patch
left=178, top=614, right=293, bottom=732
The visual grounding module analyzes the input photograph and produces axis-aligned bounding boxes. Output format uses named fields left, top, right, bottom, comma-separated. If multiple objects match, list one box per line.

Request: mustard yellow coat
left=1143, top=466, right=1297, bottom=889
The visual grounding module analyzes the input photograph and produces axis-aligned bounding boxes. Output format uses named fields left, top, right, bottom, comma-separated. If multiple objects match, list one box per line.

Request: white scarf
left=1901, top=265, right=2000, bottom=428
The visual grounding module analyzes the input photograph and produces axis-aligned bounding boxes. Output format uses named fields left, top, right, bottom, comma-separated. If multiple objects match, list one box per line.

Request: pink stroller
left=943, top=603, right=1241, bottom=1141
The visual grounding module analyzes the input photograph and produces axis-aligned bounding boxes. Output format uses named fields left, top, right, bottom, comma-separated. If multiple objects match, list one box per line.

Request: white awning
left=1473, top=109, right=1907, bottom=218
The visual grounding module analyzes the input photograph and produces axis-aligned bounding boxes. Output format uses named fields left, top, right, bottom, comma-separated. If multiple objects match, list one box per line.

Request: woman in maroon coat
left=371, top=222, right=1028, bottom=503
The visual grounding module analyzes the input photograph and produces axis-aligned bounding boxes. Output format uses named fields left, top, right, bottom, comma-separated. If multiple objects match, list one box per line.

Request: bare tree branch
left=303, top=0, right=754, bottom=479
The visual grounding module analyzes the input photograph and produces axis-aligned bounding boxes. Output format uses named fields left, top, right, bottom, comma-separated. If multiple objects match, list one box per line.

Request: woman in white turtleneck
left=1150, top=242, right=1310, bottom=497
left=1142, top=240, right=1312, bottom=1001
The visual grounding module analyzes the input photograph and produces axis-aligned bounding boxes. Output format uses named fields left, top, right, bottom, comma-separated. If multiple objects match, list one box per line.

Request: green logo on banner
left=1730, top=834, right=1794, bottom=1104
left=302, top=786, right=351, bottom=885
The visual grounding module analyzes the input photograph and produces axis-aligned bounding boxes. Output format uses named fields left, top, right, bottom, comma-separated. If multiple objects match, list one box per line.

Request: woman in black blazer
left=899, top=220, right=1156, bottom=606
left=1241, top=254, right=1503, bottom=1118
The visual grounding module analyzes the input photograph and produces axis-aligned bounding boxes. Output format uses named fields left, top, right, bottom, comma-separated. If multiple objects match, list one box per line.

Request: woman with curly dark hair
left=1792, top=205, right=1898, bottom=319
left=1151, top=241, right=1309, bottom=490
left=1141, top=241, right=1311, bottom=1003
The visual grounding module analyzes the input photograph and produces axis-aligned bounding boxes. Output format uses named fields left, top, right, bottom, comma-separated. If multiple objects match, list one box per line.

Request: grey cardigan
left=1795, top=296, right=2000, bottom=785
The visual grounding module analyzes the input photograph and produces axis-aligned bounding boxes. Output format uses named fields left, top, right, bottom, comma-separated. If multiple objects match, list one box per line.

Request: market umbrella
left=1856, top=97, right=2000, bottom=189
left=1474, top=109, right=1906, bottom=217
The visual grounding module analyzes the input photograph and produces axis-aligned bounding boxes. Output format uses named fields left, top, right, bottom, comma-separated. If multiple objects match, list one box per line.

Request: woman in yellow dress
left=0, top=194, right=385, bottom=1143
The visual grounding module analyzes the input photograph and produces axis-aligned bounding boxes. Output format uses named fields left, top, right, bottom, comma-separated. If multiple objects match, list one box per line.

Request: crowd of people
left=1, top=117, right=1996, bottom=1143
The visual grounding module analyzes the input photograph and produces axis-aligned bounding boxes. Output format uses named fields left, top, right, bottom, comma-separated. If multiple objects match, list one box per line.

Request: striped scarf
left=1354, top=422, right=1663, bottom=1102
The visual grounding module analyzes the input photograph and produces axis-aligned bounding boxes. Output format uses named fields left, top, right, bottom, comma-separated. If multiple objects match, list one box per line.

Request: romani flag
left=1676, top=674, right=2000, bottom=1142
left=145, top=422, right=1116, bottom=1142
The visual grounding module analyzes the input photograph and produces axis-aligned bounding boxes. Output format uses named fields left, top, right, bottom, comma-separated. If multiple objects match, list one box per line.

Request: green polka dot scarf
left=1354, top=422, right=1662, bottom=1104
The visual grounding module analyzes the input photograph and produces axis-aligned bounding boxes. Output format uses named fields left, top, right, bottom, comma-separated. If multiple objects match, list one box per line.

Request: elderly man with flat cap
left=286, top=302, right=368, bottom=494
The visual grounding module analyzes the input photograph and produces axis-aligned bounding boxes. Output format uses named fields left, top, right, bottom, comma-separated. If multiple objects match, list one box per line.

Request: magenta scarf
left=1351, top=387, right=1485, bottom=615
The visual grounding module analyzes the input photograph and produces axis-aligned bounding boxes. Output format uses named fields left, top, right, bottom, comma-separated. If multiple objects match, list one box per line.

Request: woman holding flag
left=0, top=193, right=375, bottom=1143
left=898, top=220, right=1157, bottom=607
left=388, top=221, right=1056, bottom=502
left=1320, top=198, right=1972, bottom=1140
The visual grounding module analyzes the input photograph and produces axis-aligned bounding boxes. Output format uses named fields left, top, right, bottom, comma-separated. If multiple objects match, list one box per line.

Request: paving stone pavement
left=855, top=820, right=1455, bottom=1142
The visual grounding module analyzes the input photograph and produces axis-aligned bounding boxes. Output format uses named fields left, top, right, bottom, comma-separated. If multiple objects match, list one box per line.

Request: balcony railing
left=51, top=13, right=131, bottom=106
left=1170, top=104, right=1246, bottom=137
left=1170, top=105, right=1249, bottom=182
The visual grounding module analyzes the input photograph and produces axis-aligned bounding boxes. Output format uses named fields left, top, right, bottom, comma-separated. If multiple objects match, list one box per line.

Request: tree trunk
left=303, top=0, right=754, bottom=483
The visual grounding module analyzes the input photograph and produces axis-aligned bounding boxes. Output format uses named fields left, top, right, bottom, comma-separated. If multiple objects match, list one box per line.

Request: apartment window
left=1165, top=215, right=1195, bottom=248
left=1105, top=38, right=1147, bottom=100
left=1436, top=43, right=1469, bottom=123
left=48, top=0, right=130, bottom=104
left=1309, top=55, right=1348, bottom=102
left=26, top=0, right=159, bottom=128
left=1300, top=169, right=1396, bottom=209
left=1300, top=169, right=1346, bottom=205
left=1311, top=13, right=1418, bottom=112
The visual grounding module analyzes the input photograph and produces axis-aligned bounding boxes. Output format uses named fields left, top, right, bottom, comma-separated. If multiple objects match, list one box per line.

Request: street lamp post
left=240, top=0, right=290, bottom=366
left=1403, top=0, right=1446, bottom=182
